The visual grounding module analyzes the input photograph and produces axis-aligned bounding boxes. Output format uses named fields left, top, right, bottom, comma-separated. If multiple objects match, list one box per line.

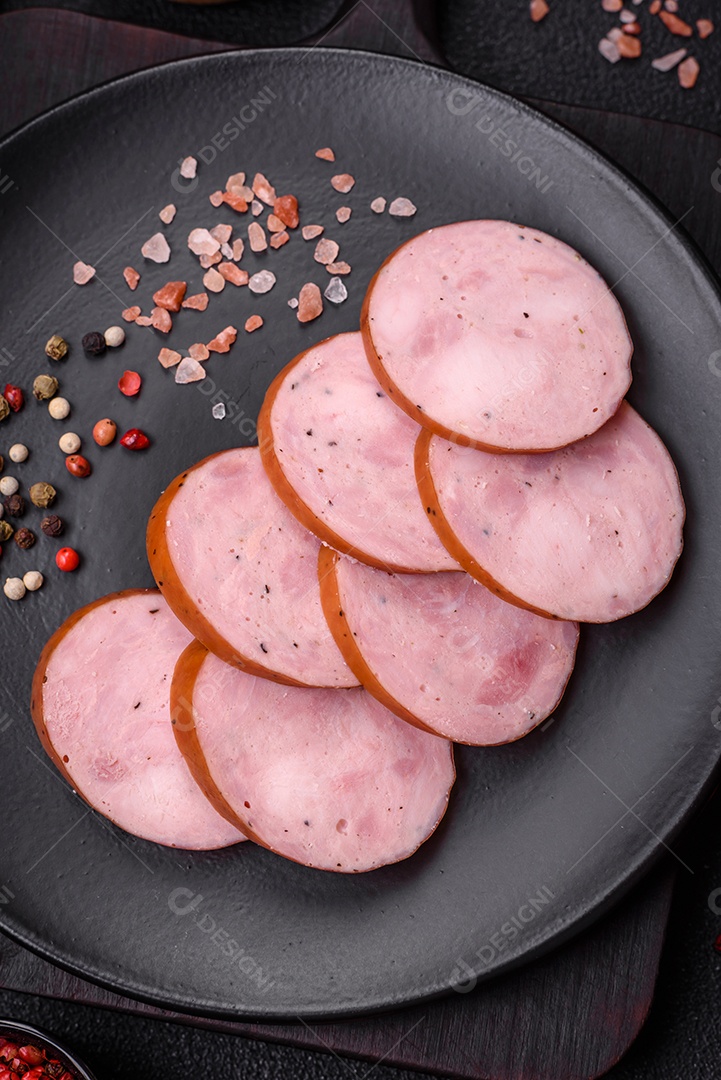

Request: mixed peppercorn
left=0, top=1036, right=76, bottom=1080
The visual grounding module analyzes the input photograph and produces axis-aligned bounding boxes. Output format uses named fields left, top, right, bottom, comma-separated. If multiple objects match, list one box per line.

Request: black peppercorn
left=4, top=493, right=25, bottom=517
left=82, top=331, right=106, bottom=356
left=41, top=514, right=64, bottom=537
left=14, top=527, right=35, bottom=550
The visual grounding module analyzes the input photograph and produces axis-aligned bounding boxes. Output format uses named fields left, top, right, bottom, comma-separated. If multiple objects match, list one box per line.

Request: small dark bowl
left=0, top=1019, right=97, bottom=1079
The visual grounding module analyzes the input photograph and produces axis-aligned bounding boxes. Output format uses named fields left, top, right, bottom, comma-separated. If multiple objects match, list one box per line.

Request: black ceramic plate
left=0, top=50, right=719, bottom=1021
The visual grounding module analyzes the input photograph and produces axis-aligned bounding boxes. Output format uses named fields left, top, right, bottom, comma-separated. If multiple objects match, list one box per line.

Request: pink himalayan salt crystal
left=370, top=197, right=386, bottom=213
left=221, top=242, right=234, bottom=259
left=232, top=238, right=245, bottom=261
left=697, top=18, right=714, bottom=38
left=189, top=343, right=210, bottom=361
left=226, top=171, right=246, bottom=193
left=150, top=307, right=172, bottom=333
left=248, top=270, right=276, bottom=295
left=180, top=156, right=197, bottom=179
left=203, top=268, right=225, bottom=293
left=199, top=251, right=222, bottom=269
left=188, top=228, right=220, bottom=256
left=336, top=206, right=352, bottom=223
left=530, top=0, right=549, bottom=20
left=601, top=0, right=622, bottom=10
left=245, top=315, right=263, bottom=333
left=388, top=197, right=417, bottom=217
left=175, top=357, right=206, bottom=384
left=325, top=261, right=351, bottom=275
left=314, top=238, right=340, bottom=264
left=270, top=231, right=289, bottom=249
left=315, top=147, right=335, bottom=161
left=598, top=37, right=621, bottom=62
left=210, top=224, right=232, bottom=244
left=248, top=222, right=268, bottom=252
left=73, top=261, right=95, bottom=285
left=182, top=292, right=209, bottom=311
left=288, top=297, right=299, bottom=309
left=252, top=172, right=276, bottom=205
left=209, top=191, right=224, bottom=208
left=135, top=316, right=153, bottom=326
left=158, top=347, right=182, bottom=368
left=331, top=173, right=355, bottom=193
left=141, top=232, right=171, bottom=263
left=267, top=214, right=285, bottom=233
left=123, top=266, right=140, bottom=290
left=159, top=204, right=176, bottom=224
left=678, top=56, right=700, bottom=88
left=207, top=326, right=238, bottom=353
left=218, top=262, right=248, bottom=286
left=122, top=306, right=141, bottom=322
left=297, top=282, right=323, bottom=323
left=651, top=47, right=687, bottom=70
left=251, top=199, right=264, bottom=217
left=302, top=225, right=324, bottom=240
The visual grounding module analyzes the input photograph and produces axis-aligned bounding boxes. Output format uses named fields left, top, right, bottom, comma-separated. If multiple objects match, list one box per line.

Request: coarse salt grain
left=598, top=36, right=621, bottom=62
left=389, top=197, right=417, bottom=217
left=651, top=47, right=687, bottom=70
left=664, top=0, right=678, bottom=11
left=212, top=403, right=226, bottom=419
left=135, top=315, right=153, bottom=326
left=210, top=224, right=233, bottom=244
left=297, top=282, right=323, bottom=323
left=601, top=0, right=622, bottom=10
left=207, top=326, right=238, bottom=354
left=251, top=199, right=264, bottom=217
left=150, top=307, right=172, bottom=333
left=159, top=204, right=177, bottom=224
left=617, top=33, right=642, bottom=57
left=218, top=262, right=248, bottom=286
left=324, top=277, right=348, bottom=304
left=371, top=197, right=387, bottom=213
left=697, top=18, right=714, bottom=38
left=209, top=191, right=224, bottom=207
left=141, top=233, right=171, bottom=263
left=223, top=192, right=249, bottom=213
left=252, top=172, right=277, bottom=205
left=288, top=297, right=299, bottom=309
left=678, top=55, right=700, bottom=87
left=189, top=343, right=210, bottom=361
left=248, top=222, right=268, bottom=252
left=302, top=225, right=324, bottom=240
left=325, top=261, right=351, bottom=275
left=188, top=228, right=221, bottom=256
left=123, top=266, right=140, bottom=290
left=122, top=306, right=141, bottom=322
left=267, top=214, right=285, bottom=233
left=182, top=293, right=209, bottom=311
left=153, top=281, right=187, bottom=311
left=315, top=147, right=335, bottom=161
left=270, top=231, right=289, bottom=249
left=314, top=238, right=340, bottom=264
left=620, top=9, right=636, bottom=22
left=336, top=207, right=352, bottom=223
left=226, top=172, right=246, bottom=192
left=199, top=252, right=222, bottom=269
left=331, top=174, right=355, bottom=193
left=158, top=348, right=182, bottom=368
left=530, top=0, right=549, bottom=20
left=245, top=315, right=264, bottom=333
left=73, top=261, right=95, bottom=285
left=248, top=270, right=277, bottom=295
left=175, top=357, right=206, bottom=384
left=203, top=268, right=225, bottom=293
left=659, top=10, right=693, bottom=34
left=180, top=156, right=197, bottom=179
left=232, top=238, right=245, bottom=261
left=221, top=242, right=234, bottom=259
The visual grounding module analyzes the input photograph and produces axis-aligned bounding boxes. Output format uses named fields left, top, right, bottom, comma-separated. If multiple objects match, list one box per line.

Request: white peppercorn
left=58, top=432, right=81, bottom=454
left=8, top=444, right=28, bottom=464
left=104, top=326, right=126, bottom=348
left=3, top=577, right=25, bottom=601
left=23, top=570, right=43, bottom=592
left=0, top=476, right=19, bottom=496
left=48, top=397, right=70, bottom=420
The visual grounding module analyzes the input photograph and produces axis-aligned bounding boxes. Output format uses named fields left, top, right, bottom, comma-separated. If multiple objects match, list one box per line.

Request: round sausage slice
left=416, top=402, right=684, bottom=623
left=362, top=219, right=633, bottom=452
left=172, top=641, right=455, bottom=872
left=147, top=447, right=357, bottom=688
left=258, top=331, right=460, bottom=573
left=318, top=549, right=579, bottom=745
left=31, top=590, right=246, bottom=850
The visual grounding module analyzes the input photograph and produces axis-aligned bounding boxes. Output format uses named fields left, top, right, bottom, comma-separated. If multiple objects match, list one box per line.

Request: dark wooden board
left=2, top=6, right=720, bottom=1078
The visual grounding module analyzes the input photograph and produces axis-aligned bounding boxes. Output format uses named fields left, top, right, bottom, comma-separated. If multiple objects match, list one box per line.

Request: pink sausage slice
left=362, top=220, right=633, bottom=452
left=172, top=641, right=455, bottom=872
left=416, top=402, right=684, bottom=623
left=258, top=331, right=460, bottom=573
left=31, top=590, right=246, bottom=850
left=319, top=549, right=579, bottom=745
left=147, top=447, right=357, bottom=688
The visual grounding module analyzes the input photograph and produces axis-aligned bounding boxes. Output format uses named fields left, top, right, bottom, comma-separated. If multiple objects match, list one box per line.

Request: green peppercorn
left=0, top=520, right=13, bottom=542
left=13, top=527, right=35, bottom=550
left=33, top=374, right=59, bottom=401
left=29, top=482, right=56, bottom=509
left=0, top=396, right=9, bottom=422
left=45, top=334, right=69, bottom=361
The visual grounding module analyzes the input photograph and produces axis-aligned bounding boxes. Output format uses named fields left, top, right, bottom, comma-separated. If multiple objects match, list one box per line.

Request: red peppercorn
left=118, top=370, right=141, bottom=396
left=3, top=384, right=23, bottom=412
left=56, top=547, right=80, bottom=572
left=120, top=428, right=150, bottom=451
left=65, top=454, right=92, bottom=478
left=18, top=1047, right=43, bottom=1066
